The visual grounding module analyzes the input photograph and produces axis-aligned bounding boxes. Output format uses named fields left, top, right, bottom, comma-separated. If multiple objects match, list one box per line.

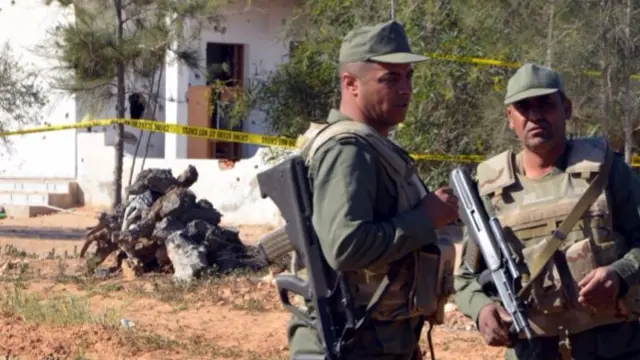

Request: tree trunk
left=599, top=0, right=613, bottom=139
left=390, top=0, right=396, bottom=20
left=545, top=0, right=555, bottom=67
left=126, top=74, right=157, bottom=195
left=140, top=59, right=165, bottom=172
left=623, top=0, right=633, bottom=163
left=113, top=0, right=125, bottom=209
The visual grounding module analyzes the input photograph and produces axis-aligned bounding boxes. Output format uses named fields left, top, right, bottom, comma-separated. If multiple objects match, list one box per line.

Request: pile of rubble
left=80, top=165, right=267, bottom=282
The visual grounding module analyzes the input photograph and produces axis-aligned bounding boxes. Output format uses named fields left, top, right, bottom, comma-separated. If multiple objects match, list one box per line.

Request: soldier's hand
left=477, top=303, right=513, bottom=347
left=578, top=266, right=622, bottom=310
left=424, top=186, right=459, bottom=228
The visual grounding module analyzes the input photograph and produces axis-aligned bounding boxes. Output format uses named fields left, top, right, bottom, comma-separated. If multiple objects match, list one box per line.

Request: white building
left=0, top=0, right=300, bottom=226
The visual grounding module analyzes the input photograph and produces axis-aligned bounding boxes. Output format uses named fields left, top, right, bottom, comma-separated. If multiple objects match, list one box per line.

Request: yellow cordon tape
left=426, top=52, right=640, bottom=80
left=2, top=118, right=640, bottom=167
left=0, top=118, right=298, bottom=148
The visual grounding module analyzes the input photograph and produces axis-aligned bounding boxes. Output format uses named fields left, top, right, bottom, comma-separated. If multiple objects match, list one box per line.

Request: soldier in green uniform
left=286, top=20, right=460, bottom=360
left=453, top=63, right=640, bottom=360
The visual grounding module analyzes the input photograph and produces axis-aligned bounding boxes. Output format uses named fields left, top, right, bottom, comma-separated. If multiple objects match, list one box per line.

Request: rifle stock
left=450, top=167, right=538, bottom=349
left=256, top=155, right=356, bottom=360
left=257, top=226, right=294, bottom=264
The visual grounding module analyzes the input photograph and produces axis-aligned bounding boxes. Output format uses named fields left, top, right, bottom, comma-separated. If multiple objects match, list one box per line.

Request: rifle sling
left=517, top=148, right=614, bottom=298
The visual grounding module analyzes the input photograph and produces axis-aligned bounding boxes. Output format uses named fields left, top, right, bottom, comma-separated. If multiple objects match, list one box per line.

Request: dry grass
left=0, top=284, right=122, bottom=327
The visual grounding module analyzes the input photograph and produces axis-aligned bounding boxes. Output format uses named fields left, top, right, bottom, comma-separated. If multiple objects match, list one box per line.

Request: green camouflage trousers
left=287, top=312, right=425, bottom=360
left=505, top=321, right=640, bottom=360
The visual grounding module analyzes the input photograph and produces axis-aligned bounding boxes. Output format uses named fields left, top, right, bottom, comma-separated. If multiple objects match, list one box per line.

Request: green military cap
left=504, top=63, right=565, bottom=105
left=339, top=20, right=428, bottom=64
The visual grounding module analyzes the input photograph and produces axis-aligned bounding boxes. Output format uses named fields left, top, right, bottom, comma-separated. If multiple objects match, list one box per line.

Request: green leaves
left=0, top=42, right=48, bottom=135
left=42, top=0, right=223, bottom=111
left=248, top=0, right=640, bottom=185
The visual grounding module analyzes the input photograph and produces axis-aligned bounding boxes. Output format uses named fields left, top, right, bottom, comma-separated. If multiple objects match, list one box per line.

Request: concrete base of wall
left=0, top=179, right=82, bottom=218
left=3, top=205, right=61, bottom=218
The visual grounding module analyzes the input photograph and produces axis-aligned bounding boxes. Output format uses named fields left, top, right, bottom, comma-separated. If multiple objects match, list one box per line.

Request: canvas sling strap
left=303, top=119, right=428, bottom=334
left=516, top=146, right=615, bottom=298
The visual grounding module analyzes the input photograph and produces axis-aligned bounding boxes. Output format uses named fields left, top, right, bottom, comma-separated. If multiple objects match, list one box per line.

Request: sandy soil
left=0, top=208, right=505, bottom=360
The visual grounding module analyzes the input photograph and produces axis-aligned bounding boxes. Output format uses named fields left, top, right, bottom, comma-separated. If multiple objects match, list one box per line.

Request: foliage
left=0, top=42, right=48, bottom=133
left=246, top=0, right=640, bottom=187
left=41, top=0, right=224, bottom=112
left=41, top=0, right=226, bottom=208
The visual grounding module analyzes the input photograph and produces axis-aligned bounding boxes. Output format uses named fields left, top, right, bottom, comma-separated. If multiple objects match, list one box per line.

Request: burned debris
left=81, top=165, right=267, bottom=282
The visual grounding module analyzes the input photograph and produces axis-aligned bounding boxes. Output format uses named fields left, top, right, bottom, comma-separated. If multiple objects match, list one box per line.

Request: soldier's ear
left=506, top=106, right=515, bottom=130
left=342, top=72, right=359, bottom=96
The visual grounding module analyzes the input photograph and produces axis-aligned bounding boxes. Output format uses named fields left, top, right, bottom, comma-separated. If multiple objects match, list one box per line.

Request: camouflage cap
left=504, top=63, right=565, bottom=105
left=339, top=20, right=428, bottom=64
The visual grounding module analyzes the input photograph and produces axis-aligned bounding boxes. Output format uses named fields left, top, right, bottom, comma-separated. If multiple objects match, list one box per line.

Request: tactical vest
left=475, top=137, right=640, bottom=337
left=300, top=119, right=456, bottom=325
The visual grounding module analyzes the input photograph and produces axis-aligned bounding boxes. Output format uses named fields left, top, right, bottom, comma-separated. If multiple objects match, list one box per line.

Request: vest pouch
left=521, top=240, right=568, bottom=313
left=411, top=251, right=440, bottom=318
left=564, top=238, right=601, bottom=284
left=367, top=261, right=417, bottom=321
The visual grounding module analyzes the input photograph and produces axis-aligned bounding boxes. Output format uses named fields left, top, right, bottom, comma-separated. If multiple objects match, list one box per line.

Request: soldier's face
left=507, top=93, right=572, bottom=154
left=356, top=62, right=414, bottom=129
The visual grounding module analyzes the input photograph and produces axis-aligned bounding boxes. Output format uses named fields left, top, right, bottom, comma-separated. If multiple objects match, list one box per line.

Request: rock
left=185, top=219, right=212, bottom=243
left=197, top=199, right=214, bottom=209
left=211, top=248, right=239, bottom=272
left=220, top=226, right=243, bottom=247
left=94, top=268, right=112, bottom=279
left=151, top=217, right=184, bottom=242
left=204, top=226, right=227, bottom=253
left=165, top=231, right=208, bottom=282
left=132, top=238, right=162, bottom=267
left=176, top=165, right=198, bottom=188
left=81, top=164, right=269, bottom=281
left=180, top=206, right=222, bottom=226
left=121, top=191, right=155, bottom=231
left=128, top=168, right=178, bottom=196
left=120, top=319, right=135, bottom=329
left=158, top=189, right=197, bottom=218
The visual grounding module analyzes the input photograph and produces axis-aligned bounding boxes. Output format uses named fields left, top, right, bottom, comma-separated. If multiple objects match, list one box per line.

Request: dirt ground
left=0, top=208, right=505, bottom=360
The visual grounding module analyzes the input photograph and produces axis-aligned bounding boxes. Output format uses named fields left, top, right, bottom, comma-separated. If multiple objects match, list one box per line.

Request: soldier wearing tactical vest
left=453, top=63, right=640, bottom=360
left=287, top=20, right=460, bottom=360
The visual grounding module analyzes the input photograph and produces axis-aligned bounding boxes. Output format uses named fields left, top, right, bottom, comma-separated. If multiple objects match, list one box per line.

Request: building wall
left=1, top=0, right=296, bottom=180
left=166, top=0, right=295, bottom=160
left=77, top=133, right=288, bottom=226
left=0, top=0, right=78, bottom=178
left=1, top=0, right=298, bottom=226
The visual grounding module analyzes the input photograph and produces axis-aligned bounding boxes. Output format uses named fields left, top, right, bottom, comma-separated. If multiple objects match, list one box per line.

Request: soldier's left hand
left=577, top=266, right=621, bottom=309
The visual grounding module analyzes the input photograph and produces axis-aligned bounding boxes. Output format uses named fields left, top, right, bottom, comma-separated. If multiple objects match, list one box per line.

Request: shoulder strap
left=296, top=122, right=328, bottom=149
left=303, top=120, right=411, bottom=187
left=518, top=145, right=615, bottom=297
left=476, top=150, right=518, bottom=197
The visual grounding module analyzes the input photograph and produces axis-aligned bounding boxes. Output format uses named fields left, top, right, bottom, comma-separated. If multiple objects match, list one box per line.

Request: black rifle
left=256, top=155, right=357, bottom=360
left=450, top=167, right=538, bottom=349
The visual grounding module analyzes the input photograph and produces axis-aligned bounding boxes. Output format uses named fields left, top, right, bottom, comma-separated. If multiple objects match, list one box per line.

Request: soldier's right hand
left=423, top=186, right=459, bottom=228
left=477, top=303, right=513, bottom=347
